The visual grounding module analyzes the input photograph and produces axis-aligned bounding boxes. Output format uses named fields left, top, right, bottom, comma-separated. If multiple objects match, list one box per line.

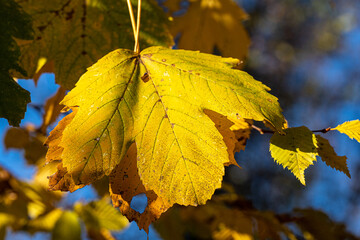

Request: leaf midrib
left=140, top=59, right=200, bottom=205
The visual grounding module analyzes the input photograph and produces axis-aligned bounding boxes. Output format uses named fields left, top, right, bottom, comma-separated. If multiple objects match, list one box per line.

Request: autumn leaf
left=4, top=126, right=47, bottom=165
left=46, top=46, right=284, bottom=208
left=270, top=126, right=318, bottom=185
left=109, top=143, right=171, bottom=233
left=0, top=0, right=32, bottom=126
left=155, top=195, right=296, bottom=240
left=0, top=167, right=62, bottom=234
left=52, top=211, right=81, bottom=240
left=4, top=127, right=30, bottom=149
left=32, top=58, right=55, bottom=85
left=74, top=198, right=128, bottom=238
left=170, top=0, right=250, bottom=60
left=40, top=87, right=67, bottom=134
left=294, top=208, right=359, bottom=240
left=204, top=109, right=252, bottom=167
left=14, top=0, right=173, bottom=89
left=163, top=0, right=182, bottom=14
left=44, top=109, right=85, bottom=192
left=316, top=135, right=350, bottom=178
left=332, top=120, right=360, bottom=143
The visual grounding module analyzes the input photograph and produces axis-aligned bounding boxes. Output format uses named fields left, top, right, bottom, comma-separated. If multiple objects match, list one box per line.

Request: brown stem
left=251, top=125, right=332, bottom=134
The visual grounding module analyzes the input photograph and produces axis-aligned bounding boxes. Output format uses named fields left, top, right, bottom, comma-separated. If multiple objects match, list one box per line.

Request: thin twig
left=126, top=0, right=137, bottom=45
left=134, top=0, right=142, bottom=53
left=251, top=125, right=332, bottom=134
left=311, top=127, right=331, bottom=133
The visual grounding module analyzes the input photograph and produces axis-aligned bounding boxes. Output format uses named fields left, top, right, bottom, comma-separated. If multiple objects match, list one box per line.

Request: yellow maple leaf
left=45, top=46, right=284, bottom=208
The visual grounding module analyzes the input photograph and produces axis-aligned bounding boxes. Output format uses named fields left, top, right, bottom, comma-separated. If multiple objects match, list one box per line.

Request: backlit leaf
left=332, top=120, right=360, bottom=143
left=15, top=0, right=173, bottom=89
left=0, top=0, right=32, bottom=126
left=27, top=209, right=63, bottom=233
left=33, top=58, right=54, bottom=85
left=40, top=87, right=67, bottom=134
left=44, top=109, right=85, bottom=192
left=109, top=143, right=171, bottom=232
left=74, top=198, right=128, bottom=234
left=204, top=110, right=252, bottom=167
left=46, top=46, right=284, bottom=207
left=270, top=126, right=318, bottom=185
left=51, top=211, right=81, bottom=240
left=170, top=0, right=250, bottom=59
left=316, top=135, right=350, bottom=178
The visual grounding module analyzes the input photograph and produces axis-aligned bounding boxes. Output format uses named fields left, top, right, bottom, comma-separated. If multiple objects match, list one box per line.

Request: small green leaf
left=332, top=120, right=360, bottom=143
left=270, top=126, right=318, bottom=185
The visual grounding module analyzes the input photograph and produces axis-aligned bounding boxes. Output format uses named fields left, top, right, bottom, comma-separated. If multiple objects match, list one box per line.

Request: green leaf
left=316, top=135, right=351, bottom=178
left=51, top=211, right=81, bottom=240
left=0, top=0, right=32, bottom=126
left=74, top=198, right=128, bottom=231
left=270, top=126, right=318, bottom=185
left=47, top=46, right=285, bottom=206
left=332, top=120, right=360, bottom=143
left=15, top=0, right=173, bottom=89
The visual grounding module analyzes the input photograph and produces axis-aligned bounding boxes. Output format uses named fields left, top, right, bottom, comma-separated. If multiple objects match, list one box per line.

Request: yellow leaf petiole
left=126, top=0, right=141, bottom=53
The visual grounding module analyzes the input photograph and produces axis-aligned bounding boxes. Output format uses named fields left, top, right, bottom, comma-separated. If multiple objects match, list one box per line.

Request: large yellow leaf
left=316, top=135, right=351, bottom=178
left=332, top=120, right=360, bottom=143
left=170, top=0, right=250, bottom=59
left=270, top=126, right=318, bottom=185
left=47, top=46, right=284, bottom=207
left=14, top=0, right=173, bottom=89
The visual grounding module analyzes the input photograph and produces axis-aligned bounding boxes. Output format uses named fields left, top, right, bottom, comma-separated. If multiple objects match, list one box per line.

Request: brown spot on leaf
left=141, top=72, right=149, bottom=82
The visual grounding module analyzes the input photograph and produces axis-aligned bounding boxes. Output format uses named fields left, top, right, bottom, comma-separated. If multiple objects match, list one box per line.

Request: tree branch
left=251, top=125, right=331, bottom=134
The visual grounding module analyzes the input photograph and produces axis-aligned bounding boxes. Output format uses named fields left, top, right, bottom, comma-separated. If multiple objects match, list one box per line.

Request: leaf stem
left=134, top=0, right=142, bottom=53
left=126, top=0, right=137, bottom=48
